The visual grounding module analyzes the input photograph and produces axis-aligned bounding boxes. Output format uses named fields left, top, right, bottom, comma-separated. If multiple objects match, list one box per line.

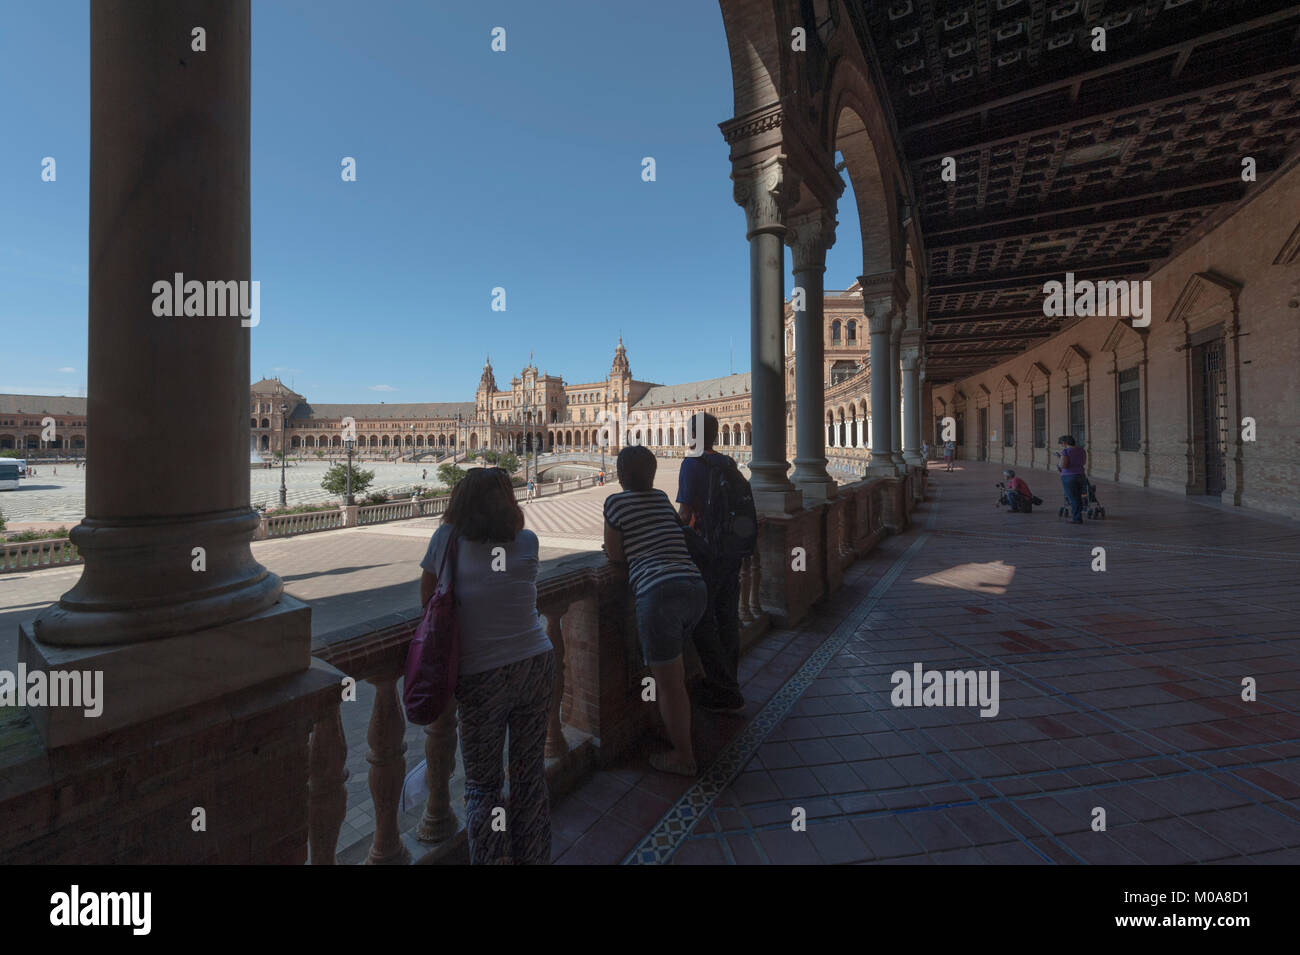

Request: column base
left=32, top=508, right=283, bottom=647
left=796, top=481, right=838, bottom=506
left=753, top=487, right=804, bottom=516
left=791, top=458, right=837, bottom=503
left=19, top=594, right=312, bottom=748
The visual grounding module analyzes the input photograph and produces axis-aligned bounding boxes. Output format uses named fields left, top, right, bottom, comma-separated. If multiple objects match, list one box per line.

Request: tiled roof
left=289, top=401, right=476, bottom=422
left=633, top=373, right=751, bottom=407
left=250, top=378, right=303, bottom=397
left=0, top=394, right=87, bottom=415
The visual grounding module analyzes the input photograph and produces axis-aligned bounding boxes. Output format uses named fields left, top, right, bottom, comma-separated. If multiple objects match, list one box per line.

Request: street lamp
left=278, top=401, right=288, bottom=507
left=344, top=435, right=356, bottom=505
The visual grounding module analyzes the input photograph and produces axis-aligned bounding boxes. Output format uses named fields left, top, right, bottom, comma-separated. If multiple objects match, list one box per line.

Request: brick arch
left=717, top=0, right=789, bottom=119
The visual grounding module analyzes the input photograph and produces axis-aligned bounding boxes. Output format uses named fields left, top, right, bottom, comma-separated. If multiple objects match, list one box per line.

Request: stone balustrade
left=8, top=477, right=607, bottom=573
left=0, top=537, right=82, bottom=573
left=265, top=509, right=345, bottom=537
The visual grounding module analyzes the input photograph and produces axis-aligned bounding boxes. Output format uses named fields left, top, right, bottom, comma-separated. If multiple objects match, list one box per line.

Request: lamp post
left=454, top=412, right=462, bottom=464
left=278, top=401, right=288, bottom=507
left=344, top=435, right=356, bottom=506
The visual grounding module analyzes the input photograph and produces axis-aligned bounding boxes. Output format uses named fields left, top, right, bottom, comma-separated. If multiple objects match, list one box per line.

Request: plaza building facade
left=11, top=312, right=879, bottom=468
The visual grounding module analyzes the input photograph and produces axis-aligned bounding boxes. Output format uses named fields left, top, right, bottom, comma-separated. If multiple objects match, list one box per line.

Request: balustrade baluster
left=364, top=675, right=411, bottom=864
left=416, top=699, right=460, bottom=843
left=308, top=707, right=349, bottom=865
left=544, top=607, right=569, bottom=757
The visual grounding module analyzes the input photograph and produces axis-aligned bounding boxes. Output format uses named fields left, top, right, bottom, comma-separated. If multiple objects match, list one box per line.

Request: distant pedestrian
left=920, top=441, right=929, bottom=463
left=943, top=439, right=955, bottom=471
left=1057, top=435, right=1088, bottom=524
left=422, top=468, right=428, bottom=480
left=526, top=478, right=536, bottom=502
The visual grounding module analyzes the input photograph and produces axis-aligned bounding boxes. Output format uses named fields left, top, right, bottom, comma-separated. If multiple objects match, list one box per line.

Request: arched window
left=847, top=320, right=857, bottom=344
left=831, top=320, right=841, bottom=344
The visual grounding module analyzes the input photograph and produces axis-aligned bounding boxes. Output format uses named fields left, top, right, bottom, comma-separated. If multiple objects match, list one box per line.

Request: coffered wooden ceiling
left=847, top=0, right=1300, bottom=383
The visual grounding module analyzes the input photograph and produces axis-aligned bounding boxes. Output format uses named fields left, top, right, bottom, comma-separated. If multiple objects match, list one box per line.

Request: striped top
left=603, top=489, right=702, bottom=598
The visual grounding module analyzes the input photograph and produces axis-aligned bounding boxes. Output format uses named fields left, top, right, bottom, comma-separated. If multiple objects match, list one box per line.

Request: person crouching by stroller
left=999, top=469, right=1037, bottom=512
left=1057, top=435, right=1088, bottom=524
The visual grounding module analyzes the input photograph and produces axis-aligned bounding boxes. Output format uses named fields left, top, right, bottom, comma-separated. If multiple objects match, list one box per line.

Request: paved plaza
left=0, top=459, right=455, bottom=526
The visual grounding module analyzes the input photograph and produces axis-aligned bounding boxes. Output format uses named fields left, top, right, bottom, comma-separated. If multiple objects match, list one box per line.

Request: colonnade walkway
left=551, top=461, right=1300, bottom=864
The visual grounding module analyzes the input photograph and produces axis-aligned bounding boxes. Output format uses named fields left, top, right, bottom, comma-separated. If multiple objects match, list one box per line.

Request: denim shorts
left=635, top=576, right=708, bottom=666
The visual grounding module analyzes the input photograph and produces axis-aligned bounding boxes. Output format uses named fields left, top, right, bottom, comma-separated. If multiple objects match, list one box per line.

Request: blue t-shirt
left=676, top=451, right=727, bottom=524
left=420, top=525, right=551, bottom=677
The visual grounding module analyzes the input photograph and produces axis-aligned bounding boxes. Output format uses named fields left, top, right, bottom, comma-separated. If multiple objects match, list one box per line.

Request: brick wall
left=931, top=162, right=1300, bottom=518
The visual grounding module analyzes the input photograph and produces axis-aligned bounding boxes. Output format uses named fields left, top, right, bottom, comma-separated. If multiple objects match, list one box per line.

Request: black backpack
left=690, top=453, right=757, bottom=574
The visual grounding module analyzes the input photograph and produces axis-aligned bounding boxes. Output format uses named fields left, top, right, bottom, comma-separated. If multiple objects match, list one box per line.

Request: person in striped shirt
left=603, top=445, right=707, bottom=775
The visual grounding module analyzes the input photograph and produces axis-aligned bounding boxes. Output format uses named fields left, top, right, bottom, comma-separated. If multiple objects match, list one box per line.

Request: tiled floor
left=549, top=462, right=1300, bottom=864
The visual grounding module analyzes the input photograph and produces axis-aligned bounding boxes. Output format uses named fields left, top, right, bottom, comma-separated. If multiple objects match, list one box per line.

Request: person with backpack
left=417, top=467, right=554, bottom=864
left=603, top=445, right=707, bottom=775
left=676, top=413, right=756, bottom=714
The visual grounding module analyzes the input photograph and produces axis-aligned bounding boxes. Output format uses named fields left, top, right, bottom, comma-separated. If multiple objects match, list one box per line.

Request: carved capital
left=733, top=156, right=800, bottom=238
left=786, top=209, right=837, bottom=273
left=900, top=343, right=920, bottom=371
left=865, top=303, right=895, bottom=335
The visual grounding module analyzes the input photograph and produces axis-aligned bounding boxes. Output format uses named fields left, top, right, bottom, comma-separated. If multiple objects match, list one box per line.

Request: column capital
left=785, top=209, right=837, bottom=273
left=866, top=305, right=895, bottom=335
left=900, top=345, right=920, bottom=371
left=733, top=155, right=800, bottom=239
left=890, top=313, right=905, bottom=339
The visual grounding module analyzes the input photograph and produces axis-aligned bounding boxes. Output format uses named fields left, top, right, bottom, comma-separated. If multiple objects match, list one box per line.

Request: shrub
left=437, top=462, right=467, bottom=488
left=321, top=462, right=375, bottom=497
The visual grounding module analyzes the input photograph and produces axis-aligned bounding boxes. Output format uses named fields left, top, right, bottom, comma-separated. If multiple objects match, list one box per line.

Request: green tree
left=315, top=449, right=325, bottom=459
left=321, top=462, right=374, bottom=497
left=437, top=462, right=467, bottom=488
left=495, top=451, right=521, bottom=474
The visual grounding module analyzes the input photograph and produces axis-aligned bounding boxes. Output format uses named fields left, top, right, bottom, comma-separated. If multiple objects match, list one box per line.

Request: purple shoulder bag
left=403, top=533, right=460, bottom=725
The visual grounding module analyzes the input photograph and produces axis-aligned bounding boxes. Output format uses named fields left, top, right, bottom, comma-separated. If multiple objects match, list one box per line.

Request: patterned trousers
left=456, top=650, right=556, bottom=865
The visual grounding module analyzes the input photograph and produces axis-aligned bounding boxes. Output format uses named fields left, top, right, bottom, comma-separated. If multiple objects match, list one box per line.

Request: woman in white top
left=419, top=467, right=554, bottom=864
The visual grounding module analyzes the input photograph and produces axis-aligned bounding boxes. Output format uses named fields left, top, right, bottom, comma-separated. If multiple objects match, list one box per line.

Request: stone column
left=733, top=156, right=801, bottom=514
left=22, top=0, right=308, bottom=746
left=786, top=210, right=837, bottom=504
left=889, top=316, right=906, bottom=473
left=866, top=304, right=896, bottom=478
left=901, top=337, right=923, bottom=466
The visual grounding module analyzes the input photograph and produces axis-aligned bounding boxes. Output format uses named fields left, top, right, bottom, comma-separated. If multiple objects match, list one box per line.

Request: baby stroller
left=1058, top=481, right=1105, bottom=520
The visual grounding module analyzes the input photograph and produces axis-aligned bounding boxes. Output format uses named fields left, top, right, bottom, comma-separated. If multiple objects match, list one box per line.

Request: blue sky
left=1, top=0, right=864, bottom=402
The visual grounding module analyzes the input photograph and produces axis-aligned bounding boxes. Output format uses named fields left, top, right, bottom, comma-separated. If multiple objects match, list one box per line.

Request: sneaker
left=699, top=693, right=746, bottom=714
